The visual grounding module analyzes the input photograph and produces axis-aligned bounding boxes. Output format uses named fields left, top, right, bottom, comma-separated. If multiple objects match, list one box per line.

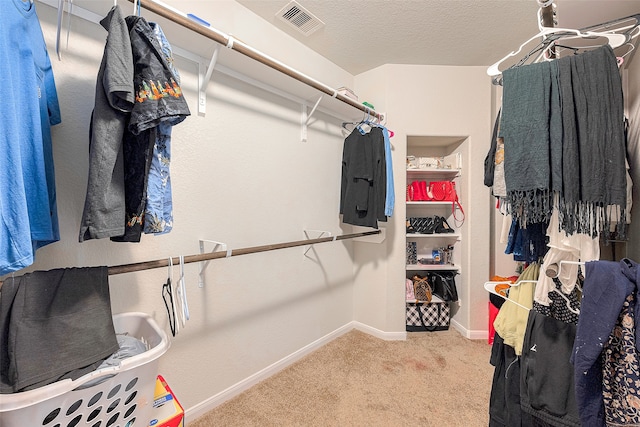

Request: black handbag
left=427, top=271, right=459, bottom=302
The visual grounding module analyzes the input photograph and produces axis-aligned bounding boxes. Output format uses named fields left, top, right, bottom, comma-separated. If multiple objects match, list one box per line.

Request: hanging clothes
left=556, top=45, right=627, bottom=239
left=498, top=45, right=627, bottom=238
left=78, top=5, right=134, bottom=242
left=340, top=126, right=387, bottom=229
left=571, top=259, right=640, bottom=426
left=143, top=22, right=182, bottom=235
left=602, top=291, right=640, bottom=425
left=533, top=277, right=581, bottom=325
left=500, top=59, right=554, bottom=226
left=484, top=110, right=500, bottom=188
left=380, top=125, right=395, bottom=217
left=79, top=6, right=190, bottom=243
left=111, top=15, right=190, bottom=243
left=493, top=263, right=540, bottom=356
left=520, top=310, right=581, bottom=427
left=489, top=332, right=537, bottom=427
left=0, top=0, right=61, bottom=275
left=535, top=201, right=600, bottom=307
left=504, top=220, right=549, bottom=263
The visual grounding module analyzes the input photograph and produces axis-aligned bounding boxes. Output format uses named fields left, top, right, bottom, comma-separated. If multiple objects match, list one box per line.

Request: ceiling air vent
left=276, top=1, right=325, bottom=36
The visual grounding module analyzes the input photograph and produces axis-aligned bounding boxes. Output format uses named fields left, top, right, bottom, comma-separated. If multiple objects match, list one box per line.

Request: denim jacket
left=110, top=15, right=190, bottom=242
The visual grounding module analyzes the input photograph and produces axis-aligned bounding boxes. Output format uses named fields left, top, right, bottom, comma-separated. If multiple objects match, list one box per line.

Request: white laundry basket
left=0, top=312, right=170, bottom=427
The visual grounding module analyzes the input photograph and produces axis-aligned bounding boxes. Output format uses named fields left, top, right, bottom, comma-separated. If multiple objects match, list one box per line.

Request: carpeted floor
left=189, top=329, right=494, bottom=426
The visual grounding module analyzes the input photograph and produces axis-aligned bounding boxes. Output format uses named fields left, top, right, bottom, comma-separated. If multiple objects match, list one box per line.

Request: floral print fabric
left=602, top=293, right=640, bottom=425
left=143, top=23, right=180, bottom=235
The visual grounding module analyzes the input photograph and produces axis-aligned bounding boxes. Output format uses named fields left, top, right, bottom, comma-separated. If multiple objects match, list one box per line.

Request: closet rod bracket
left=303, top=229, right=333, bottom=256
left=301, top=96, right=323, bottom=142
left=197, top=45, right=220, bottom=116
left=198, top=239, right=228, bottom=287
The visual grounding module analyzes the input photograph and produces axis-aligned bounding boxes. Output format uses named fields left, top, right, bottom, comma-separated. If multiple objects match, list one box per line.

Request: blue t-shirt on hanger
left=0, top=0, right=61, bottom=275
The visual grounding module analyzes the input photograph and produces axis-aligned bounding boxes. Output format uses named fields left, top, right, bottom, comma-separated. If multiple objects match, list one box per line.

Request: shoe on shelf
left=422, top=216, right=437, bottom=234
left=435, top=216, right=455, bottom=233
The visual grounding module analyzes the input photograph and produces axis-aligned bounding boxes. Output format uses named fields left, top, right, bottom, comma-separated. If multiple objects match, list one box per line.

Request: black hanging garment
left=489, top=332, right=536, bottom=426
left=520, top=310, right=580, bottom=427
left=340, top=127, right=387, bottom=229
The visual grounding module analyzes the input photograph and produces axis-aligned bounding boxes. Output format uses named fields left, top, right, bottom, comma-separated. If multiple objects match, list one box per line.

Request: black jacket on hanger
left=340, top=127, right=386, bottom=229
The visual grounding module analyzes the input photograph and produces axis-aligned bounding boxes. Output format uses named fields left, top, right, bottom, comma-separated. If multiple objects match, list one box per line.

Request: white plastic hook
left=176, top=255, right=189, bottom=328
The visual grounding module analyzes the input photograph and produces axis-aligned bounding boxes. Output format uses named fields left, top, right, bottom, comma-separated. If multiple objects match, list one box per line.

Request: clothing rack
left=0, top=230, right=379, bottom=286
left=125, top=0, right=382, bottom=121
left=108, top=229, right=380, bottom=275
left=539, top=1, right=556, bottom=58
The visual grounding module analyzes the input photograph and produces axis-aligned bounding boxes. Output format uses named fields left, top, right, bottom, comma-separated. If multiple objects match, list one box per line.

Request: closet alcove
left=405, top=136, right=467, bottom=322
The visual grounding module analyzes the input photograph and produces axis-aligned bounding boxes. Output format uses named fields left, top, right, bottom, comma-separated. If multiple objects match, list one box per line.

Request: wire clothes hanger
left=487, top=8, right=628, bottom=78
left=547, top=23, right=639, bottom=67
left=162, top=257, right=177, bottom=337
left=484, top=280, right=534, bottom=311
left=341, top=108, right=372, bottom=136
left=341, top=107, right=396, bottom=137
left=485, top=279, right=579, bottom=315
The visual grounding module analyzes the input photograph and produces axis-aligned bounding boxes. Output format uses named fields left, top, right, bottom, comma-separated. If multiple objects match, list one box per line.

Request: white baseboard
left=186, top=321, right=403, bottom=421
left=450, top=319, right=489, bottom=341
left=352, top=321, right=407, bottom=341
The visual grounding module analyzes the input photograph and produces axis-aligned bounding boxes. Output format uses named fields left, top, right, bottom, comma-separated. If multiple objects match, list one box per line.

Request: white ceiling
left=236, top=0, right=640, bottom=75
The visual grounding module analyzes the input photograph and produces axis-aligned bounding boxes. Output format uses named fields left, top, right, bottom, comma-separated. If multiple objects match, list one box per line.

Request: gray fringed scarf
left=500, top=45, right=627, bottom=238
left=500, top=60, right=555, bottom=226
left=556, top=45, right=627, bottom=238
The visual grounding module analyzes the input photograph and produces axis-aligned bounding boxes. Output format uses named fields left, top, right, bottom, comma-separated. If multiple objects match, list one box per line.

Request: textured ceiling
left=236, top=0, right=640, bottom=75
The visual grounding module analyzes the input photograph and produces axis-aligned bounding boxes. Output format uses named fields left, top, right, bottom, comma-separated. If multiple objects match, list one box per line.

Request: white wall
left=353, top=65, right=493, bottom=337
left=19, top=0, right=367, bottom=417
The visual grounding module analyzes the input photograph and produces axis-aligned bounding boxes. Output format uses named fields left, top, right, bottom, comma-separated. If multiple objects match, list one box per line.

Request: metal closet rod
left=126, top=0, right=382, bottom=120
left=107, top=230, right=381, bottom=276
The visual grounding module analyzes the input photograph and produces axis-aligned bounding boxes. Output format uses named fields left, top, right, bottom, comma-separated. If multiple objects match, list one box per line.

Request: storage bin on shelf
left=0, top=312, right=170, bottom=427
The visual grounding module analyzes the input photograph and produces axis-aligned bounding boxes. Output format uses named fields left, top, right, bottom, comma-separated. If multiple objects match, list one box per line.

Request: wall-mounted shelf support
left=198, top=239, right=228, bottom=287
left=197, top=45, right=220, bottom=116
left=126, top=0, right=383, bottom=121
left=301, top=96, right=324, bottom=142
left=303, top=229, right=333, bottom=256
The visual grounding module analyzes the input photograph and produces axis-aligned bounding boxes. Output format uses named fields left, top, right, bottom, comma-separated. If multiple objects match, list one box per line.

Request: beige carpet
left=189, top=329, right=494, bottom=426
